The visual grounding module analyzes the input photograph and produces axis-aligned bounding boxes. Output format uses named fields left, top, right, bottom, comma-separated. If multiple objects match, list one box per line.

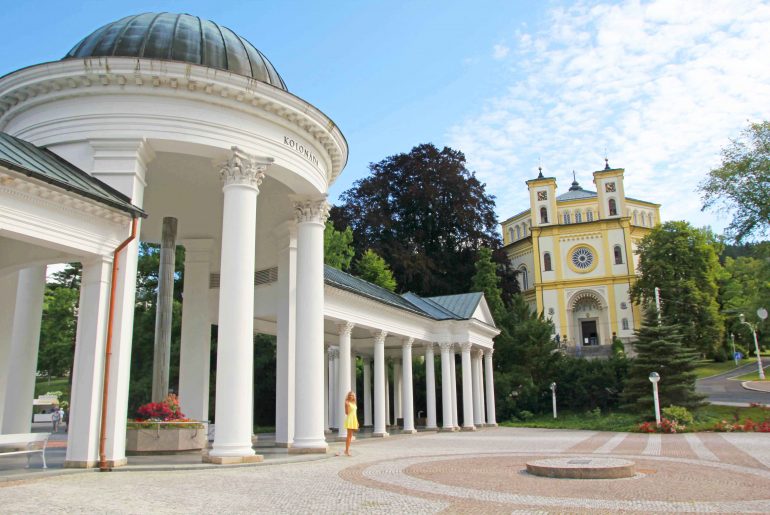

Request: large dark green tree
left=630, top=221, right=724, bottom=357
left=700, top=121, right=770, bottom=242
left=331, top=143, right=510, bottom=297
left=622, top=306, right=705, bottom=413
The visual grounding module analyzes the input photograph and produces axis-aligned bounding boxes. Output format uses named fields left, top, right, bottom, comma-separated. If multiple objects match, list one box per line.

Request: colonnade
left=323, top=332, right=497, bottom=436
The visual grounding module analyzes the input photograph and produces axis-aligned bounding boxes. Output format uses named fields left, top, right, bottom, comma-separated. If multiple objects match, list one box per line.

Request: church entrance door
left=581, top=320, right=598, bottom=346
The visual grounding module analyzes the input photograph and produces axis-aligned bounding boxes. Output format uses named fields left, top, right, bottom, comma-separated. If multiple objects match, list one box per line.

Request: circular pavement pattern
left=340, top=452, right=770, bottom=513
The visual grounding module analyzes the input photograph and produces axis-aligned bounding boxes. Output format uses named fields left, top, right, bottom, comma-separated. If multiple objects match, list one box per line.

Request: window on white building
left=622, top=318, right=630, bottom=330
left=563, top=212, right=571, bottom=224
left=544, top=252, right=552, bottom=271
left=575, top=211, right=582, bottom=223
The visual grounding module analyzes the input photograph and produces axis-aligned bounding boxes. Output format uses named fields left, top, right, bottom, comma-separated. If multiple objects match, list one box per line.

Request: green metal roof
left=0, top=133, right=145, bottom=217
left=63, top=13, right=288, bottom=91
left=324, top=266, right=488, bottom=323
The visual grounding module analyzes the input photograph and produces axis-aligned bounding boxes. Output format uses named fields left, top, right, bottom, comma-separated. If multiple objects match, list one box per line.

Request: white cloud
left=449, top=0, right=770, bottom=234
left=492, top=44, right=510, bottom=60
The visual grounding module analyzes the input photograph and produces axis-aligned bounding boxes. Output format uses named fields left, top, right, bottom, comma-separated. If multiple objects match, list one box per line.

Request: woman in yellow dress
left=343, top=391, right=358, bottom=456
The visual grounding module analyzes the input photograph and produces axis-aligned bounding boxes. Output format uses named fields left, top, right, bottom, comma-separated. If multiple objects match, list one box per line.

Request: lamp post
left=739, top=313, right=765, bottom=380
left=731, top=333, right=737, bottom=366
left=649, top=372, right=661, bottom=426
left=550, top=382, right=557, bottom=419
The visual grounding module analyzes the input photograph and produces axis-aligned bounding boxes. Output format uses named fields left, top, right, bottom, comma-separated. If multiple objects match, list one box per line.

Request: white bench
left=0, top=433, right=50, bottom=468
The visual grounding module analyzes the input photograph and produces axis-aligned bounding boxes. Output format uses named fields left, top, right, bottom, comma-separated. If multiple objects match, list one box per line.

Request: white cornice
left=0, top=58, right=348, bottom=184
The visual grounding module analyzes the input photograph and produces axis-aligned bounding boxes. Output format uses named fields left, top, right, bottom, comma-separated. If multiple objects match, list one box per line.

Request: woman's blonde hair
left=346, top=391, right=356, bottom=401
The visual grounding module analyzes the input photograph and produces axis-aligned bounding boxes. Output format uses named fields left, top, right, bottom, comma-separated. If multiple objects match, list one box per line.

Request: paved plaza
left=2, top=426, right=770, bottom=513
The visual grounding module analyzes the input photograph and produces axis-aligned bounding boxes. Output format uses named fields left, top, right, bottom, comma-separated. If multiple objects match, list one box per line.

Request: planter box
left=126, top=426, right=206, bottom=455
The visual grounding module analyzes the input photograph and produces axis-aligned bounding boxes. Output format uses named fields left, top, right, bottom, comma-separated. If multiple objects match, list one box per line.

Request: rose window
left=571, top=247, right=594, bottom=270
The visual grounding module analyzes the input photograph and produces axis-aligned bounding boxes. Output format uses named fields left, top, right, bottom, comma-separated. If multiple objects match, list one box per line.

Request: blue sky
left=2, top=0, right=769, bottom=236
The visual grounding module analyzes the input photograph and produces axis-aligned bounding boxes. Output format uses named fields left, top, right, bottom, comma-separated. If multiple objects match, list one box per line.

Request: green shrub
left=662, top=405, right=694, bottom=425
left=585, top=407, right=602, bottom=419
left=518, top=410, right=534, bottom=421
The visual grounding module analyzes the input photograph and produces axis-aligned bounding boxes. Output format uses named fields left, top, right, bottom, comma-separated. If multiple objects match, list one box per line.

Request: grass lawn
left=34, top=377, right=70, bottom=398
left=694, top=358, right=756, bottom=379
left=731, top=368, right=770, bottom=381
left=500, top=404, right=770, bottom=432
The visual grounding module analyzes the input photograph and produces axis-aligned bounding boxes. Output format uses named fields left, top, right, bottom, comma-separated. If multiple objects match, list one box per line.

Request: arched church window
left=586, top=210, right=594, bottom=222
left=563, top=212, right=571, bottom=224
left=544, top=252, right=552, bottom=271
left=508, top=227, right=514, bottom=242
left=648, top=213, right=654, bottom=226
left=633, top=211, right=638, bottom=225
left=614, top=245, right=623, bottom=264
left=609, top=198, right=617, bottom=216
left=516, top=226, right=521, bottom=240
left=575, top=211, right=582, bottom=223
left=540, top=207, right=548, bottom=224
left=519, top=266, right=529, bottom=290
left=622, top=318, right=630, bottom=330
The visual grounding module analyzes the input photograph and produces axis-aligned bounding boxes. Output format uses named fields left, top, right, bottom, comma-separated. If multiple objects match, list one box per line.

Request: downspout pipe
left=99, top=216, right=139, bottom=471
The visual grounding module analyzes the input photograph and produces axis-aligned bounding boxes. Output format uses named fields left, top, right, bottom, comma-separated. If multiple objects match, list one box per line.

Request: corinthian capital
left=220, top=147, right=272, bottom=190
left=293, top=197, right=330, bottom=224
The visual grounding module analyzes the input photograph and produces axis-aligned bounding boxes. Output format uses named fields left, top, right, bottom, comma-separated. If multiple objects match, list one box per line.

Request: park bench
left=0, top=433, right=50, bottom=468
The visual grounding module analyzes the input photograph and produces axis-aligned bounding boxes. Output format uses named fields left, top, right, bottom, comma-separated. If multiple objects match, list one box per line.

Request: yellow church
left=501, top=160, right=660, bottom=355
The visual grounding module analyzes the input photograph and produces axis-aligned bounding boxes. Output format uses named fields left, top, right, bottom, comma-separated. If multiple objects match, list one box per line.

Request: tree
left=718, top=253, right=770, bottom=357
left=38, top=279, right=79, bottom=377
left=353, top=249, right=397, bottom=292
left=700, top=121, right=770, bottom=242
left=470, top=247, right=505, bottom=322
left=631, top=221, right=724, bottom=357
left=622, top=305, right=705, bottom=413
left=331, top=143, right=506, bottom=297
left=324, top=221, right=354, bottom=271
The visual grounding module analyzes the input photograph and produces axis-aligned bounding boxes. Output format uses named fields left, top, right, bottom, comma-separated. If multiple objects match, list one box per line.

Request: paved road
left=1, top=427, right=770, bottom=513
left=696, top=361, right=770, bottom=405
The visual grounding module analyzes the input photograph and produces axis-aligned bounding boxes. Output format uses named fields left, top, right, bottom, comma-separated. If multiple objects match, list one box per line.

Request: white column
left=484, top=350, right=497, bottom=426
left=178, top=239, right=213, bottom=423
left=401, top=338, right=416, bottom=433
left=0, top=272, right=19, bottom=431
left=385, top=368, right=391, bottom=426
left=64, top=258, right=111, bottom=467
left=327, top=348, right=338, bottom=428
left=424, top=343, right=437, bottom=429
left=471, top=349, right=483, bottom=427
left=292, top=198, right=329, bottom=453
left=1, top=266, right=46, bottom=434
left=91, top=139, right=151, bottom=468
left=323, top=347, right=329, bottom=431
left=351, top=354, right=357, bottom=398
left=460, top=343, right=475, bottom=430
left=363, top=357, right=372, bottom=426
left=210, top=149, right=270, bottom=461
left=476, top=350, right=486, bottom=424
left=337, top=322, right=354, bottom=439
left=439, top=343, right=454, bottom=430
left=372, top=330, right=388, bottom=437
left=450, top=347, right=458, bottom=428
left=393, top=359, right=402, bottom=423
left=274, top=223, right=296, bottom=447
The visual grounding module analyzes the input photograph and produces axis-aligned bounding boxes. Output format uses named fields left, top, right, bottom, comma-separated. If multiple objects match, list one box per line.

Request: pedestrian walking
left=51, top=407, right=61, bottom=432
left=343, top=391, right=358, bottom=456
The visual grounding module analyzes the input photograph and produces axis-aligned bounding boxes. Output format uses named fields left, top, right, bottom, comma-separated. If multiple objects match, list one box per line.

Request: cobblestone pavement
left=1, top=427, right=769, bottom=513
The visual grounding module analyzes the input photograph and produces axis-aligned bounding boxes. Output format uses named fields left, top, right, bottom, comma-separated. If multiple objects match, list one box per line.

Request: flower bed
left=126, top=394, right=207, bottom=454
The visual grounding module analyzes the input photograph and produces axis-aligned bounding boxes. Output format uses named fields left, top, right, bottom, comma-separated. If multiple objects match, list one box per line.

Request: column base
left=461, top=426, right=477, bottom=432
left=203, top=454, right=264, bottom=464
left=401, top=428, right=417, bottom=434
left=275, top=441, right=293, bottom=448
left=64, top=458, right=127, bottom=469
left=439, top=427, right=456, bottom=432
left=288, top=446, right=328, bottom=454
left=371, top=431, right=390, bottom=438
left=485, top=423, right=498, bottom=427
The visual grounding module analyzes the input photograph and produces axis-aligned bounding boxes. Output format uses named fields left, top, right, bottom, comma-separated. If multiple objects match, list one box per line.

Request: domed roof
left=62, top=12, right=287, bottom=91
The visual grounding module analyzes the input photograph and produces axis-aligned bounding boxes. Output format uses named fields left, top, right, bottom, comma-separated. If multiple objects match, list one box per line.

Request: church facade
left=501, top=163, right=660, bottom=353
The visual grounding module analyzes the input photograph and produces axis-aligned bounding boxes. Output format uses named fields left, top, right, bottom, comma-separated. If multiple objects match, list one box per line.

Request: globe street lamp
left=649, top=372, right=661, bottom=426
left=550, top=382, right=557, bottom=419
left=739, top=313, right=765, bottom=380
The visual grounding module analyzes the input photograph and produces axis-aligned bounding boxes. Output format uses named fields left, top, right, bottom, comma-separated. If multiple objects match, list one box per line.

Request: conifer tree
left=622, top=305, right=705, bottom=413
left=470, top=247, right=505, bottom=322
left=354, top=249, right=397, bottom=292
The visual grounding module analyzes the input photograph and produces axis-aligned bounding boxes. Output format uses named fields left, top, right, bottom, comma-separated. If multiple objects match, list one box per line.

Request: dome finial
left=537, top=165, right=544, bottom=179
left=569, top=170, right=582, bottom=191
left=604, top=157, right=611, bottom=170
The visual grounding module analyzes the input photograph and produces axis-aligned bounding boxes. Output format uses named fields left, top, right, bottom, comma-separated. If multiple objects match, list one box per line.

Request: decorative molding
left=484, top=349, right=494, bottom=358
left=460, top=342, right=473, bottom=352
left=424, top=342, right=435, bottom=352
left=373, top=330, right=388, bottom=345
left=293, top=198, right=329, bottom=224
left=219, top=146, right=272, bottom=190
left=0, top=170, right=130, bottom=226
left=402, top=337, right=414, bottom=350
left=328, top=348, right=339, bottom=360
left=0, top=58, right=347, bottom=182
left=474, top=349, right=484, bottom=359
left=439, top=342, right=455, bottom=352
left=337, top=321, right=355, bottom=337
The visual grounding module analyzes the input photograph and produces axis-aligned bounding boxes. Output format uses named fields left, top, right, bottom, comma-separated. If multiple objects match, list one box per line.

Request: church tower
left=593, top=159, right=626, bottom=220
left=527, top=167, right=557, bottom=228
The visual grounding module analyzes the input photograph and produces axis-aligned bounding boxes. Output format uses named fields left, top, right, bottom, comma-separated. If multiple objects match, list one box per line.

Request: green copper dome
left=63, top=12, right=287, bottom=91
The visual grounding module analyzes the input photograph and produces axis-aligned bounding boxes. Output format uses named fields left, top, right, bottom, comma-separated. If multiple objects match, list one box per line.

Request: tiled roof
left=324, top=266, right=486, bottom=322
left=557, top=189, right=597, bottom=201
left=0, top=133, right=145, bottom=217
